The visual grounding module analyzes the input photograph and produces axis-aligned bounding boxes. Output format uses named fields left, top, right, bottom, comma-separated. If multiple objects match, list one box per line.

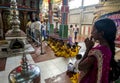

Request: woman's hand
left=84, top=37, right=95, bottom=51
left=80, top=37, right=95, bottom=61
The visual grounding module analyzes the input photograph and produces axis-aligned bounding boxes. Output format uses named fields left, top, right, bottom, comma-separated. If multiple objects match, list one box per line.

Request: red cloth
left=48, top=0, right=50, bottom=3
left=80, top=45, right=112, bottom=83
left=16, top=66, right=22, bottom=72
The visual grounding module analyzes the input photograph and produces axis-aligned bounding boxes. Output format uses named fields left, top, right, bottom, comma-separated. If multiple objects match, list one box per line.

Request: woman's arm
left=78, top=56, right=95, bottom=71
left=78, top=37, right=95, bottom=70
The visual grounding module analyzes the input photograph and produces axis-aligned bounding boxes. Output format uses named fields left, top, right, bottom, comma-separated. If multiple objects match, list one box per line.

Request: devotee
left=30, top=19, right=36, bottom=42
left=73, top=24, right=79, bottom=42
left=34, top=18, right=41, bottom=46
left=41, top=22, right=47, bottom=40
left=78, top=18, right=119, bottom=83
left=55, top=40, right=64, bottom=57
left=26, top=19, right=31, bottom=28
left=68, top=25, right=74, bottom=45
left=73, top=54, right=82, bottom=73
left=66, top=54, right=82, bottom=80
left=26, top=19, right=31, bottom=38
left=67, top=54, right=82, bottom=72
left=65, top=43, right=72, bottom=57
left=70, top=44, right=79, bottom=57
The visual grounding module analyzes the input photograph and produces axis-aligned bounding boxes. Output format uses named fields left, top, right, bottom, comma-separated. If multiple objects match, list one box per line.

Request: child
left=65, top=43, right=72, bottom=57
left=66, top=54, right=82, bottom=77
left=73, top=54, right=82, bottom=73
left=68, top=25, right=73, bottom=46
left=70, top=45, right=78, bottom=57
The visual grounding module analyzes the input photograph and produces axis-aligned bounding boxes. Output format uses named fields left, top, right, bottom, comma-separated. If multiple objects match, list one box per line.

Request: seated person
left=66, top=43, right=72, bottom=57
left=70, top=45, right=78, bottom=57
left=66, top=54, right=82, bottom=77
left=51, top=39, right=57, bottom=51
left=55, top=41, right=64, bottom=56
left=73, top=54, right=82, bottom=73
left=54, top=40, right=61, bottom=52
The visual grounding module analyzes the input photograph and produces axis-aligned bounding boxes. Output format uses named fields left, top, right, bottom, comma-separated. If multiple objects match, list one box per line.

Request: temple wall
left=68, top=0, right=120, bottom=41
left=68, top=5, right=97, bottom=41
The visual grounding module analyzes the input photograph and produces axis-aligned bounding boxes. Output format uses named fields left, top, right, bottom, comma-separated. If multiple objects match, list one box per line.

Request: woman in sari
left=78, top=18, right=117, bottom=83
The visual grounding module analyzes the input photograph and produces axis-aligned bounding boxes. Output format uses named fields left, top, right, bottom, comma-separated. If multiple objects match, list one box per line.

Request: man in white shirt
left=30, top=19, right=36, bottom=42
left=26, top=19, right=31, bottom=38
left=73, top=24, right=79, bottom=42
left=34, top=18, right=41, bottom=46
left=41, top=22, right=46, bottom=40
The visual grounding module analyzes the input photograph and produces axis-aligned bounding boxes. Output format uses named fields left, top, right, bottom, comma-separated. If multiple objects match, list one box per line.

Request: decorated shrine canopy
left=100, top=11, right=120, bottom=45
left=100, top=11, right=120, bottom=27
left=100, top=11, right=120, bottom=29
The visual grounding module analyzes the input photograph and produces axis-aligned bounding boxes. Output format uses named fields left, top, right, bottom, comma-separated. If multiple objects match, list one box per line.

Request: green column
left=49, top=24, right=54, bottom=34
left=59, top=24, right=68, bottom=39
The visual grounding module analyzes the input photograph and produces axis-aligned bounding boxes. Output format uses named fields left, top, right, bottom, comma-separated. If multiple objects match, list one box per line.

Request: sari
left=79, top=45, right=112, bottom=83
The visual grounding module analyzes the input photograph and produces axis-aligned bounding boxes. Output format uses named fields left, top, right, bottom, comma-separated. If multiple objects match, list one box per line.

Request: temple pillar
left=23, top=11, right=27, bottom=32
left=59, top=0, right=69, bottom=39
left=22, top=0, right=26, bottom=6
left=0, top=9, right=3, bottom=39
left=48, top=0, right=54, bottom=35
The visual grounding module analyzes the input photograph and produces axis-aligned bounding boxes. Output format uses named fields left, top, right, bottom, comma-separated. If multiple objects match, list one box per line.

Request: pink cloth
left=80, top=45, right=112, bottom=83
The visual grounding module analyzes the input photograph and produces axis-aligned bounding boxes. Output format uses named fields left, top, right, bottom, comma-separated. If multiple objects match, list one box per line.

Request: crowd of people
left=26, top=18, right=47, bottom=46
left=68, top=24, right=79, bottom=45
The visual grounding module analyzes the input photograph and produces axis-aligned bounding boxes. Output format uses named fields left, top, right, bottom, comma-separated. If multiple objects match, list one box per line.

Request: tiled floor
left=0, top=44, right=71, bottom=83
left=0, top=39, right=85, bottom=83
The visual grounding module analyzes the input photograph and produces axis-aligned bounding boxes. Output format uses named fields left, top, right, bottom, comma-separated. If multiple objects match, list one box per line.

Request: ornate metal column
left=8, top=52, right=41, bottom=83
left=7, top=1, right=41, bottom=82
left=5, top=0, right=26, bottom=38
left=23, top=11, right=27, bottom=32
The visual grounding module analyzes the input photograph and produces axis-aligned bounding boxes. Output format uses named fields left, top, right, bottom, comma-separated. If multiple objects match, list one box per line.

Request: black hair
left=94, top=18, right=116, bottom=56
left=66, top=43, right=71, bottom=48
left=70, top=25, right=73, bottom=28
left=35, top=18, right=40, bottom=21
left=94, top=18, right=118, bottom=81
left=27, top=19, right=31, bottom=22
left=76, top=54, right=82, bottom=60
left=75, top=42, right=78, bottom=46
left=75, top=24, right=77, bottom=27
left=31, top=19, right=35, bottom=22
left=72, top=45, right=76, bottom=49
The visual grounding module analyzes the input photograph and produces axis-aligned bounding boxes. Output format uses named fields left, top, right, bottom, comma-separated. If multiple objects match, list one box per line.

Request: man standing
left=34, top=18, right=41, bottom=46
left=73, top=24, right=79, bottom=42
left=41, top=22, right=46, bottom=40
left=30, top=19, right=36, bottom=42
left=68, top=25, right=73, bottom=45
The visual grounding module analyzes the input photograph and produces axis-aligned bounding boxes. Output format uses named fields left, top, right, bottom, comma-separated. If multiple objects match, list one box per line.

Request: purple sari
left=79, top=45, right=112, bottom=83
